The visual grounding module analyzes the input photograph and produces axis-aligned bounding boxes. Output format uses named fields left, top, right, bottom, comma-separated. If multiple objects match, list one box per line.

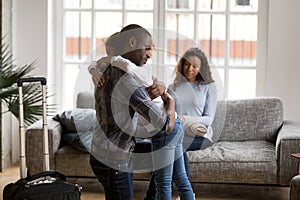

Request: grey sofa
left=25, top=91, right=300, bottom=186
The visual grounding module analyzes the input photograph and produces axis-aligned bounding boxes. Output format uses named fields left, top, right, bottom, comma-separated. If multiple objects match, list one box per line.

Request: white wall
left=12, top=0, right=48, bottom=76
left=1, top=0, right=17, bottom=170
left=266, top=0, right=300, bottom=120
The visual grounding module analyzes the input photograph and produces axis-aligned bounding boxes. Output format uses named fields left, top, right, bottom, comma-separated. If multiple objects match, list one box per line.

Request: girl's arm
left=111, top=56, right=153, bottom=86
left=111, top=56, right=136, bottom=72
left=88, top=61, right=103, bottom=86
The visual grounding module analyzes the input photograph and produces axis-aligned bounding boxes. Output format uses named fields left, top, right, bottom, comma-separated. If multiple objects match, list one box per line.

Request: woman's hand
left=146, top=77, right=166, bottom=99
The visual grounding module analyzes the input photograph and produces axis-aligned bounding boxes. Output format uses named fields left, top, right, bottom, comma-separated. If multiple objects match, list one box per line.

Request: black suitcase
left=3, top=77, right=82, bottom=200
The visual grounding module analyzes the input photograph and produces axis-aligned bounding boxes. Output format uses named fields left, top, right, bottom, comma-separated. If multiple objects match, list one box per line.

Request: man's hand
left=161, top=93, right=175, bottom=133
left=146, top=76, right=166, bottom=99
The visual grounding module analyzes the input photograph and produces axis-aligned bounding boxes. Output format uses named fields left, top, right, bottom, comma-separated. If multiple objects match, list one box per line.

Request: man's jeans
left=90, top=140, right=153, bottom=200
left=89, top=155, right=133, bottom=200
left=151, top=117, right=194, bottom=200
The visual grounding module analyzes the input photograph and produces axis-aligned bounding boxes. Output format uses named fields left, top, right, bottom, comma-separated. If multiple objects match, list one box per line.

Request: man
left=89, top=24, right=174, bottom=200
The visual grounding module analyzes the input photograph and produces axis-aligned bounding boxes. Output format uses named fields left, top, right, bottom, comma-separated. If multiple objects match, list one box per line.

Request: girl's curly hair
left=172, top=47, right=214, bottom=89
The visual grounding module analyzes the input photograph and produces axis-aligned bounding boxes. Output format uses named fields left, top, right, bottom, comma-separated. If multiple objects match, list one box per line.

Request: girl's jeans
left=151, top=117, right=194, bottom=200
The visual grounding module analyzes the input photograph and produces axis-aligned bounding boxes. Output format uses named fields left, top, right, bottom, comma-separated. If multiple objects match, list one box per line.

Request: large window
left=55, top=0, right=267, bottom=109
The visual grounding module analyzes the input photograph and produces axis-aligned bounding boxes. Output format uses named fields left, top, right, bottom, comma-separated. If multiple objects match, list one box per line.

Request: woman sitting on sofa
left=167, top=47, right=218, bottom=178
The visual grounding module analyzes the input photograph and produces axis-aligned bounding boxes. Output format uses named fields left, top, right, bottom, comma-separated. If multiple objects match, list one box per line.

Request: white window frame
left=52, top=0, right=268, bottom=110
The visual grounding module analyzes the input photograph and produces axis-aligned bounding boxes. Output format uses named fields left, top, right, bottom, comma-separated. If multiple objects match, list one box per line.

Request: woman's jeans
left=183, top=136, right=212, bottom=177
left=151, top=117, right=194, bottom=200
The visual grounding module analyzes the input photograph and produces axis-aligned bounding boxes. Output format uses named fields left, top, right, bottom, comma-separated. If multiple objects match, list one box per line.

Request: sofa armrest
left=276, top=120, right=300, bottom=185
left=290, top=175, right=300, bottom=200
left=26, top=117, right=62, bottom=175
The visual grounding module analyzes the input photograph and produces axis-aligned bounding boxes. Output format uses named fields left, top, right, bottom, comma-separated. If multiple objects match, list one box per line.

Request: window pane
left=166, top=0, right=195, bottom=10
left=164, top=31, right=195, bottom=64
left=163, top=64, right=177, bottom=87
left=65, top=11, right=92, bottom=60
left=229, top=14, right=257, bottom=66
left=228, top=69, right=256, bottom=99
left=198, top=0, right=226, bottom=11
left=198, top=14, right=226, bottom=66
left=165, top=14, right=194, bottom=63
left=212, top=67, right=225, bottom=99
left=62, top=64, right=80, bottom=109
left=95, top=12, right=122, bottom=57
left=64, top=0, right=92, bottom=9
left=126, top=13, right=153, bottom=29
left=166, top=14, right=194, bottom=39
left=125, top=0, right=153, bottom=10
left=94, top=0, right=122, bottom=9
left=230, top=0, right=258, bottom=12
left=95, top=13, right=122, bottom=37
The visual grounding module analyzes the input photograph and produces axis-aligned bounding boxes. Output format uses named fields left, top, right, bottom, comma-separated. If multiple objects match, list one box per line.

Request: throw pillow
left=62, top=132, right=88, bottom=152
left=53, top=108, right=97, bottom=152
left=53, top=108, right=97, bottom=133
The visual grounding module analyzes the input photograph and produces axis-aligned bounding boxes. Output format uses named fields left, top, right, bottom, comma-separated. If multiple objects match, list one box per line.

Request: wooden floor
left=0, top=163, right=290, bottom=200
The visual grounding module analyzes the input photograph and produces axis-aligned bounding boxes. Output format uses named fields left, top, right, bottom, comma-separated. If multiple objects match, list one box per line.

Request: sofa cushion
left=187, top=140, right=277, bottom=184
left=212, top=98, right=283, bottom=142
left=188, top=140, right=275, bottom=163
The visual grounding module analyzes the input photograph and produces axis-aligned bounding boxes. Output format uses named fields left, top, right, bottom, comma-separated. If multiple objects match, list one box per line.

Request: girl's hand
left=90, top=68, right=102, bottom=87
left=97, top=75, right=106, bottom=87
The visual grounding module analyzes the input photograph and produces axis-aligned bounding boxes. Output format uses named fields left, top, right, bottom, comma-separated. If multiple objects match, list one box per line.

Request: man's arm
left=145, top=78, right=176, bottom=132
left=130, top=86, right=172, bottom=134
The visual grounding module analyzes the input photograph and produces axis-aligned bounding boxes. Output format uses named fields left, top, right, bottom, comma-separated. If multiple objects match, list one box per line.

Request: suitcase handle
left=25, top=170, right=66, bottom=182
left=18, top=76, right=50, bottom=178
left=17, top=77, right=47, bottom=87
